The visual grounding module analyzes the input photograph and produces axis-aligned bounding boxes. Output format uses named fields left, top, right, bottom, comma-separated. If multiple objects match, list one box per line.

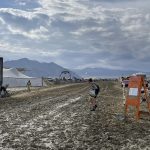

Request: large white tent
left=3, top=68, right=44, bottom=87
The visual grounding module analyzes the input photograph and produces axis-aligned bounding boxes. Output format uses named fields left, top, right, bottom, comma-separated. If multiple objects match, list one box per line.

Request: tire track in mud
left=0, top=83, right=90, bottom=149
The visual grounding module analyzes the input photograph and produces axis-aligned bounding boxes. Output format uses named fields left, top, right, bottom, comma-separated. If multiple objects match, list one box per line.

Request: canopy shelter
left=3, top=68, right=43, bottom=87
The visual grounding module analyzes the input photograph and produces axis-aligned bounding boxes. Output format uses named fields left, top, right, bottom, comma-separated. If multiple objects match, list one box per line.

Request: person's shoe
left=90, top=105, right=98, bottom=111
left=93, top=105, right=97, bottom=110
left=95, top=105, right=97, bottom=108
left=91, top=108, right=95, bottom=111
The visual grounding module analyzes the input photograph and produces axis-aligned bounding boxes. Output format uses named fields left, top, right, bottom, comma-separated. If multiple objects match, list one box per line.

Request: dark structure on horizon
left=0, top=57, right=3, bottom=86
left=59, top=70, right=71, bottom=80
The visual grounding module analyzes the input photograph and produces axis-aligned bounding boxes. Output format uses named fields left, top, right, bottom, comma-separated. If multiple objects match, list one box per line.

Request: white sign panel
left=129, top=88, right=138, bottom=96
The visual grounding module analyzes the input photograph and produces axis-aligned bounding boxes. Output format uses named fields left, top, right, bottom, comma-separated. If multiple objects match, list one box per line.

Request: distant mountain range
left=4, top=58, right=149, bottom=79
left=73, top=68, right=149, bottom=79
left=4, top=58, right=80, bottom=79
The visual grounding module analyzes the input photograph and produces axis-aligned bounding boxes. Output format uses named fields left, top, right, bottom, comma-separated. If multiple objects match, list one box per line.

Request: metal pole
left=0, top=57, right=3, bottom=87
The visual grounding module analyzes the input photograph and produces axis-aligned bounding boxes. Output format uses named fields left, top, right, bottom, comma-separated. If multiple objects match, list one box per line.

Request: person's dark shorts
left=94, top=89, right=99, bottom=98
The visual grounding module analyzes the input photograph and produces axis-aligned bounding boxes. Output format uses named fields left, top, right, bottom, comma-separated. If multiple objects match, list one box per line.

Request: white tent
left=3, top=68, right=43, bottom=87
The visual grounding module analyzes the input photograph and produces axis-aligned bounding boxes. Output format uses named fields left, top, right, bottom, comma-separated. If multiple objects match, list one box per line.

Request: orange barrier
left=125, top=76, right=150, bottom=120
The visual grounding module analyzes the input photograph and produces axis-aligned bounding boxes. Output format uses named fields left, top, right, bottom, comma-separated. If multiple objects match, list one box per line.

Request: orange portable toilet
left=125, top=75, right=150, bottom=120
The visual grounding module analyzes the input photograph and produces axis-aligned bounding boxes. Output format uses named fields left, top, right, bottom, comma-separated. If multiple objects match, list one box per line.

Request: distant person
left=0, top=84, right=9, bottom=97
left=27, top=80, right=31, bottom=92
left=88, top=78, right=100, bottom=111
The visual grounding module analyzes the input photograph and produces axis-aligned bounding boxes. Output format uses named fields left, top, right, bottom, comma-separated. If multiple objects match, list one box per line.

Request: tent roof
left=3, top=68, right=32, bottom=78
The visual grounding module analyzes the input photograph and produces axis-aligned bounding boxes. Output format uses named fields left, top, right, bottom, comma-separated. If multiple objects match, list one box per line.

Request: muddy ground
left=0, top=81, right=150, bottom=150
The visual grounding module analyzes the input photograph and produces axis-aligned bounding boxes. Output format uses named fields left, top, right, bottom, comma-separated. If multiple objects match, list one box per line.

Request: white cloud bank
left=0, top=0, right=150, bottom=71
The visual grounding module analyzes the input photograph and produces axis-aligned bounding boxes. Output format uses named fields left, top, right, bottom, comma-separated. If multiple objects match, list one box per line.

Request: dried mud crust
left=0, top=81, right=150, bottom=150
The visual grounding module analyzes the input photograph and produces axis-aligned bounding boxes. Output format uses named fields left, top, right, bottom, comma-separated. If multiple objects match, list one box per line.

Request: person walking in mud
left=88, top=78, right=100, bottom=111
left=26, top=80, right=31, bottom=92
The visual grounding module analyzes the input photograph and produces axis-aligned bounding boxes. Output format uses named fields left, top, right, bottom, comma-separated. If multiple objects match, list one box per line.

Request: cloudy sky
left=0, top=0, right=150, bottom=71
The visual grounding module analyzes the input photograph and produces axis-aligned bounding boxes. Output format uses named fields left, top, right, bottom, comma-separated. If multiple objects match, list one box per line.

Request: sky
left=0, top=0, right=150, bottom=71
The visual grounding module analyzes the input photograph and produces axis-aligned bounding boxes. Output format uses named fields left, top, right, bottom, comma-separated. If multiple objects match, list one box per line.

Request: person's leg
left=93, top=95, right=98, bottom=109
left=90, top=97, right=97, bottom=111
left=92, top=97, right=96, bottom=106
left=29, top=86, right=31, bottom=92
left=89, top=97, right=93, bottom=110
left=89, top=97, right=93, bottom=108
left=94, top=90, right=99, bottom=109
left=27, top=85, right=30, bottom=92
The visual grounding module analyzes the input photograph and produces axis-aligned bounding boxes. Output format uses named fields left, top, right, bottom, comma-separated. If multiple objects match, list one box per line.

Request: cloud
left=0, top=8, right=51, bottom=40
left=0, top=0, right=150, bottom=71
left=0, top=0, right=41, bottom=10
